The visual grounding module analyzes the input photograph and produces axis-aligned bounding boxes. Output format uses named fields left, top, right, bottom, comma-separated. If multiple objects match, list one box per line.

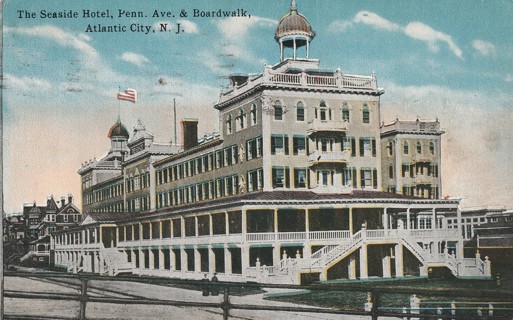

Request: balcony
left=308, top=150, right=349, bottom=165
left=414, top=175, right=434, bottom=185
left=308, top=119, right=347, bottom=134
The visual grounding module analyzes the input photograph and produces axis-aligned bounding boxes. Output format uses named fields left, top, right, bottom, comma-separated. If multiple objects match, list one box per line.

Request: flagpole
left=173, top=98, right=177, bottom=146
left=118, top=85, right=121, bottom=122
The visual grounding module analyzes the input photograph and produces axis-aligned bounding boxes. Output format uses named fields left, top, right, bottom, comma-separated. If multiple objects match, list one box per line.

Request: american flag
left=117, top=88, right=137, bottom=103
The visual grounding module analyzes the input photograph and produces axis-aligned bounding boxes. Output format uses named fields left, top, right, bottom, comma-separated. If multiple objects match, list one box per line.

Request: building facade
left=52, top=1, right=490, bottom=284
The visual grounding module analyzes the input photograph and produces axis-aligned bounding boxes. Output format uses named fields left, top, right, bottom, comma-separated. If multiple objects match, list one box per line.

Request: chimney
left=68, top=194, right=73, bottom=204
left=181, top=118, right=198, bottom=150
left=60, top=197, right=66, bottom=208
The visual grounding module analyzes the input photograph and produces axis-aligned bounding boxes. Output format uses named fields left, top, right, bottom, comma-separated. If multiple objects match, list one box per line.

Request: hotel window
left=274, top=101, right=283, bottom=120
left=389, top=165, right=394, bottom=179
left=343, top=167, right=357, bottom=188
left=237, top=109, right=246, bottom=130
left=417, top=141, right=422, bottom=154
left=388, top=141, right=394, bottom=156
left=342, top=104, right=350, bottom=122
left=271, top=135, right=289, bottom=155
left=296, top=102, right=305, bottom=121
left=317, top=170, right=331, bottom=187
left=319, top=101, right=331, bottom=121
left=359, top=138, right=376, bottom=157
left=216, top=150, right=224, bottom=169
left=360, top=168, right=377, bottom=188
left=293, top=136, right=306, bottom=155
left=362, top=104, right=370, bottom=123
left=343, top=136, right=356, bottom=156
left=403, top=141, right=409, bottom=155
left=226, top=114, right=232, bottom=134
left=272, top=167, right=290, bottom=188
left=429, top=142, right=435, bottom=155
left=250, top=104, right=257, bottom=125
left=246, top=138, right=258, bottom=160
left=247, top=168, right=263, bottom=192
left=294, top=168, right=307, bottom=188
left=229, top=146, right=237, bottom=165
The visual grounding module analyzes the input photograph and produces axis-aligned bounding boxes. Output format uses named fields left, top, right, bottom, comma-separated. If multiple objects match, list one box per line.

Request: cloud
left=4, top=73, right=52, bottom=90
left=351, top=11, right=462, bottom=58
left=472, top=39, right=496, bottom=56
left=5, top=25, right=97, bottom=62
left=404, top=22, right=462, bottom=58
left=327, top=20, right=353, bottom=33
left=353, top=11, right=401, bottom=31
left=121, top=52, right=149, bottom=67
left=505, top=74, right=513, bottom=83
left=217, top=16, right=276, bottom=40
left=178, top=20, right=199, bottom=34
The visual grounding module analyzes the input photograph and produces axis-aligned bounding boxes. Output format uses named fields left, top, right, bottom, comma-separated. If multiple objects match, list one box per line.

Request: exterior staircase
left=100, top=246, right=134, bottom=276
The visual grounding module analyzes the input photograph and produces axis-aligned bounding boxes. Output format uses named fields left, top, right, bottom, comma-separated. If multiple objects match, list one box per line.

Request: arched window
left=403, top=141, right=409, bottom=155
left=416, top=141, right=422, bottom=154
left=250, top=104, right=257, bottom=125
left=319, top=101, right=329, bottom=121
left=226, top=114, right=232, bottom=134
left=274, top=101, right=283, bottom=120
left=296, top=102, right=305, bottom=121
left=429, top=142, right=435, bottom=155
left=362, top=104, right=370, bottom=123
left=388, top=140, right=394, bottom=156
left=342, top=104, right=350, bottom=122
left=237, top=109, right=245, bottom=130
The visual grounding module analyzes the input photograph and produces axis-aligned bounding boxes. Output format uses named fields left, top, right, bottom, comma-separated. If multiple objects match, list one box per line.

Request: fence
left=4, top=271, right=513, bottom=320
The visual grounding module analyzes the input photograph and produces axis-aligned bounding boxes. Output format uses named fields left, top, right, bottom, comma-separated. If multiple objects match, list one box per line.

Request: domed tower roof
left=275, top=0, right=315, bottom=46
left=107, top=117, right=129, bottom=139
left=274, top=1, right=315, bottom=61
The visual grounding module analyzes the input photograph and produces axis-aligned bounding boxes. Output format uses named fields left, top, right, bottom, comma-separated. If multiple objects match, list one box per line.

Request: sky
left=3, top=0, right=513, bottom=213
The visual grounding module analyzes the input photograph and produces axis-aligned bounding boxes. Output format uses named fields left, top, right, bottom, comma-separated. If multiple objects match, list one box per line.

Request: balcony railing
left=308, top=150, right=349, bottom=164
left=308, top=119, right=347, bottom=133
left=218, top=68, right=377, bottom=104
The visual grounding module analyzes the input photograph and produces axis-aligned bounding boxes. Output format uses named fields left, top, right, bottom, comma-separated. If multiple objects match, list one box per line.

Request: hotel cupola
left=275, top=0, right=316, bottom=61
left=107, top=117, right=130, bottom=160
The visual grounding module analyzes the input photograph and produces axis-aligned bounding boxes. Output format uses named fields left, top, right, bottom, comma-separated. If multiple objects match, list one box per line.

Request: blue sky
left=3, top=0, right=513, bottom=212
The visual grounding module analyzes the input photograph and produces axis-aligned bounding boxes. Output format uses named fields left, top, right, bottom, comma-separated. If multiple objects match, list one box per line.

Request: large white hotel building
left=51, top=1, right=490, bottom=284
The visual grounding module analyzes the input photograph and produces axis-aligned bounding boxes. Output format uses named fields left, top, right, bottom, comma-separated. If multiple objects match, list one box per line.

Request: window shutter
left=351, top=137, right=356, bottom=157
left=352, top=168, right=357, bottom=188
left=284, top=136, right=289, bottom=155
left=285, top=167, right=290, bottom=188
left=373, top=169, right=378, bottom=189
left=372, top=139, right=376, bottom=157
left=359, top=138, right=364, bottom=157
left=271, top=137, right=276, bottom=155
left=360, top=169, right=365, bottom=187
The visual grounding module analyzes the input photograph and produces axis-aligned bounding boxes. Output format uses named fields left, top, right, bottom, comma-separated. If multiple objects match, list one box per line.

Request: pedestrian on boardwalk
left=201, top=274, right=210, bottom=296
left=210, top=273, right=219, bottom=296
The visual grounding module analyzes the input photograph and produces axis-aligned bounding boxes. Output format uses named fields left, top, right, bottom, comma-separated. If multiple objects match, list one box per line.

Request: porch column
left=241, top=245, right=250, bottom=275
left=224, top=246, right=232, bottom=275
left=359, top=244, right=368, bottom=279
left=383, top=207, right=388, bottom=230
left=225, top=211, right=230, bottom=235
left=169, top=248, right=175, bottom=271
left=274, top=208, right=278, bottom=233
left=395, top=243, right=404, bottom=277
left=456, top=208, right=463, bottom=258
left=241, top=209, right=247, bottom=234
left=180, top=247, right=187, bottom=273
left=406, top=208, right=411, bottom=230
left=349, top=207, right=354, bottom=235
left=273, top=245, right=281, bottom=268
left=432, top=208, right=437, bottom=229
left=348, top=254, right=357, bottom=280
left=131, top=250, right=136, bottom=269
left=139, top=249, right=144, bottom=270
left=209, top=246, right=216, bottom=273
left=382, top=250, right=392, bottom=278
left=159, top=247, right=165, bottom=270
left=194, top=247, right=201, bottom=272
